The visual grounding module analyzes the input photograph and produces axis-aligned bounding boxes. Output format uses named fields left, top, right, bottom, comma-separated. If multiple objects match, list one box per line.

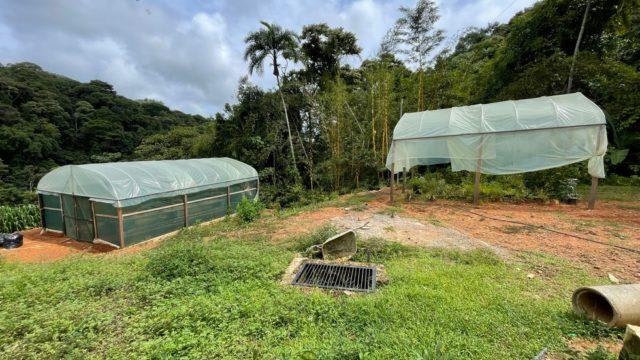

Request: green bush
left=0, top=204, right=40, bottom=233
left=603, top=174, right=640, bottom=186
left=0, top=185, right=37, bottom=205
left=259, top=183, right=334, bottom=209
left=235, top=196, right=265, bottom=223
left=145, top=239, right=214, bottom=281
left=408, top=171, right=541, bottom=202
left=523, top=163, right=584, bottom=201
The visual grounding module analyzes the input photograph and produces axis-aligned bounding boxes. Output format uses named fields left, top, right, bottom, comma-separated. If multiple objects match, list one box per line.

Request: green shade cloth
left=386, top=93, right=607, bottom=178
left=37, top=158, right=258, bottom=207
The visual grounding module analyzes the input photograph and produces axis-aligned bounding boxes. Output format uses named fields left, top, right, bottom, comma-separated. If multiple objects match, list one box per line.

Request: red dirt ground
left=401, top=200, right=640, bottom=282
left=271, top=190, right=640, bottom=281
left=0, top=228, right=115, bottom=263
left=271, top=207, right=348, bottom=240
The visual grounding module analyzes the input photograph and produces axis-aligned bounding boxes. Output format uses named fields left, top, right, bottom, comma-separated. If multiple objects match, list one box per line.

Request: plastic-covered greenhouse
left=36, top=158, right=259, bottom=248
left=386, top=93, right=608, bottom=207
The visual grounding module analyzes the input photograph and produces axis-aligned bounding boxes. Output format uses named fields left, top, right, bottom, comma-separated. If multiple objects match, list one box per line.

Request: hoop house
left=36, top=158, right=259, bottom=248
left=386, top=93, right=607, bottom=207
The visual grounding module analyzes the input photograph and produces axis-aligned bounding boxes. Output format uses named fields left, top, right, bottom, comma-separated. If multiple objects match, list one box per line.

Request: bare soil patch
left=0, top=228, right=114, bottom=263
left=331, top=212, right=500, bottom=253
left=374, top=191, right=640, bottom=282
left=271, top=207, right=347, bottom=240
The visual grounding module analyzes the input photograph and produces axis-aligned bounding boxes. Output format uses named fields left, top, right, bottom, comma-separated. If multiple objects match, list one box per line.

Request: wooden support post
left=587, top=125, right=604, bottom=210
left=588, top=176, right=598, bottom=210
left=390, top=143, right=395, bottom=202
left=183, top=194, right=189, bottom=227
left=72, top=196, right=80, bottom=239
left=402, top=167, right=407, bottom=193
left=37, top=194, right=45, bottom=232
left=473, top=135, right=485, bottom=206
left=227, top=185, right=231, bottom=212
left=117, top=207, right=125, bottom=249
left=59, top=194, right=66, bottom=235
left=473, top=166, right=481, bottom=206
left=91, top=201, right=98, bottom=240
left=390, top=168, right=395, bottom=202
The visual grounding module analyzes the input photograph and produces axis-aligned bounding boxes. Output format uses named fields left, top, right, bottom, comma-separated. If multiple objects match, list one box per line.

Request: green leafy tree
left=134, top=127, right=202, bottom=160
left=299, top=23, right=362, bottom=84
left=244, top=21, right=300, bottom=170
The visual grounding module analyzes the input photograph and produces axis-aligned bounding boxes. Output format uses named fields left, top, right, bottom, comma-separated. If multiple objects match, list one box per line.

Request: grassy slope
left=0, top=201, right=621, bottom=359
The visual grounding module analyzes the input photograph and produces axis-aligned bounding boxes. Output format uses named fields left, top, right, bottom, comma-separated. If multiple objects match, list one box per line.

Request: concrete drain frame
left=291, top=261, right=377, bottom=292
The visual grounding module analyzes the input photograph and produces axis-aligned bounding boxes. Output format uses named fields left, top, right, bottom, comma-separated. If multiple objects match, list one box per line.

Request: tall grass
left=0, top=204, right=40, bottom=233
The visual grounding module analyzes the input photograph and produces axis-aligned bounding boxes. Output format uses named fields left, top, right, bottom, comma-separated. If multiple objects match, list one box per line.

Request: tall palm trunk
left=275, top=74, right=297, bottom=168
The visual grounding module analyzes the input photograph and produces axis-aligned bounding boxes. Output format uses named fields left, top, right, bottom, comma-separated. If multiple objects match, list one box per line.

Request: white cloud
left=0, top=0, right=537, bottom=115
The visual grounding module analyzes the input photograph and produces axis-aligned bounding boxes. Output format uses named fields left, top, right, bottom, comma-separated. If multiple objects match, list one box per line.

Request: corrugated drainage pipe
left=572, top=284, right=640, bottom=328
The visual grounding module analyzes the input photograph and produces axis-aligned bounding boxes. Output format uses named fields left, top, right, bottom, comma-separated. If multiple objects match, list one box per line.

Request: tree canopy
left=1, top=0, right=638, bottom=207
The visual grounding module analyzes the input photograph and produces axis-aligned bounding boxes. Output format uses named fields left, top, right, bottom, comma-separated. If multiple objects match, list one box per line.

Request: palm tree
left=244, top=21, right=299, bottom=167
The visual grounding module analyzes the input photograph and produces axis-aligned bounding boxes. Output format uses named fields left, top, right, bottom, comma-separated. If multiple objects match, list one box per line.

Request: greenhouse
left=386, top=93, right=608, bottom=208
left=36, top=158, right=259, bottom=248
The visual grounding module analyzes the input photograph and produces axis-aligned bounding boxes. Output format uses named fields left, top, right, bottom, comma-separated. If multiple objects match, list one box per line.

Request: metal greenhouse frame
left=36, top=158, right=259, bottom=248
left=386, top=93, right=608, bottom=209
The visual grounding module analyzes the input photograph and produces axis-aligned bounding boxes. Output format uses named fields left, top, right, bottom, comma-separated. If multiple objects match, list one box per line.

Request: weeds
left=408, top=172, right=544, bottom=202
left=426, top=215, right=445, bottom=227
left=352, top=237, right=414, bottom=262
left=286, top=224, right=338, bottom=254
left=235, top=196, right=265, bottom=223
left=584, top=345, right=617, bottom=360
left=500, top=224, right=539, bottom=234
left=377, top=206, right=403, bottom=217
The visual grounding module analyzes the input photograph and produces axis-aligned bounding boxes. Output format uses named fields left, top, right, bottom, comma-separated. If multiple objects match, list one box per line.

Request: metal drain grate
left=292, top=262, right=376, bottom=292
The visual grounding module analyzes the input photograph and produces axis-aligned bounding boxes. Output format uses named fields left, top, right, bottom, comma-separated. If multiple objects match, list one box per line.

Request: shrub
left=523, top=163, right=584, bottom=200
left=235, top=196, right=265, bottom=223
left=259, top=183, right=334, bottom=209
left=0, top=185, right=38, bottom=205
left=603, top=174, right=640, bottom=186
left=0, top=204, right=40, bottom=233
left=408, top=171, right=541, bottom=202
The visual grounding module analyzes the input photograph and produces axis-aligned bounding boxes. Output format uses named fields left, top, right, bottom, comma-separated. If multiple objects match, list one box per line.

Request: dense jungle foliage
left=1, top=0, right=638, bottom=207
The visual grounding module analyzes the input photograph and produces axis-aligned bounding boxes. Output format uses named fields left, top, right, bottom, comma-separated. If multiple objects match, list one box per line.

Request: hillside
left=0, top=63, right=209, bottom=204
left=1, top=0, right=639, bottom=208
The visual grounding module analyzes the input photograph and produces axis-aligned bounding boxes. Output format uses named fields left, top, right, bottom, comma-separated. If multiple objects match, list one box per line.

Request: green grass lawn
left=577, top=184, right=640, bottom=202
left=0, top=216, right=620, bottom=359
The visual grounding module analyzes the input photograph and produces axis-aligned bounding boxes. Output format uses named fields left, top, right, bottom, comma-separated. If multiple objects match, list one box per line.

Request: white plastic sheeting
left=37, top=158, right=258, bottom=207
left=386, top=93, right=607, bottom=178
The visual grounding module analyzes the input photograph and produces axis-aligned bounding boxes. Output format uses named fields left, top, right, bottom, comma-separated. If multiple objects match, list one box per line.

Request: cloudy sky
left=0, top=0, right=537, bottom=116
